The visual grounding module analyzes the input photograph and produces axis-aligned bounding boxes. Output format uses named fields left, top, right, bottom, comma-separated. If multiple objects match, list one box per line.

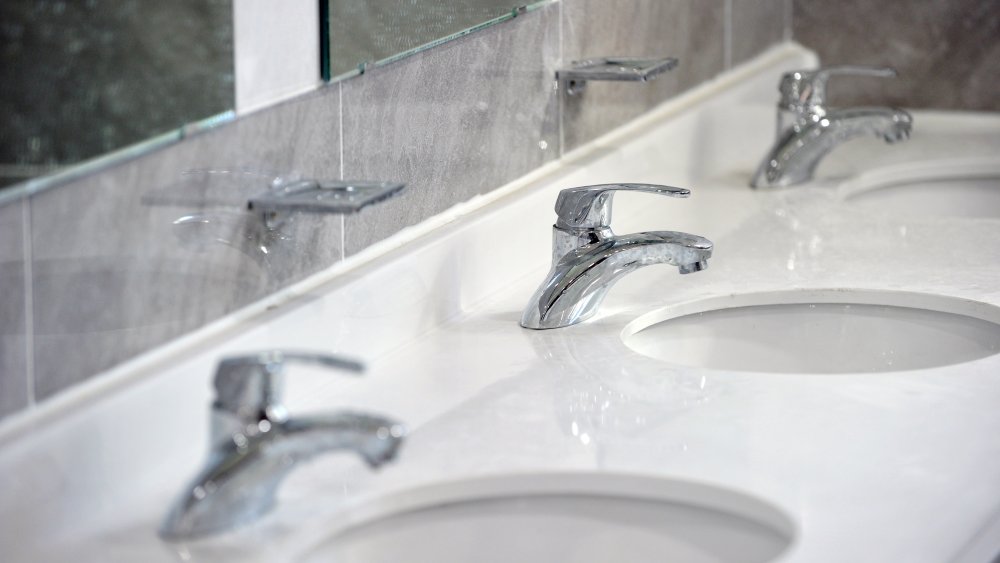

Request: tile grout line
left=724, top=0, right=733, bottom=70
left=557, top=0, right=564, bottom=158
left=20, top=198, right=35, bottom=407
left=784, top=0, right=793, bottom=42
left=338, top=81, right=344, bottom=180
left=339, top=81, right=346, bottom=262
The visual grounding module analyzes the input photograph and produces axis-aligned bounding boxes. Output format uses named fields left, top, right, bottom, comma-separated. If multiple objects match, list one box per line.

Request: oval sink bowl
left=841, top=159, right=1000, bottom=219
left=298, top=473, right=794, bottom=563
left=623, top=290, right=1000, bottom=374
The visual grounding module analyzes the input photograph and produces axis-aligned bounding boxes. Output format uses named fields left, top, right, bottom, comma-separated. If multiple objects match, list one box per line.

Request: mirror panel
left=324, top=1, right=552, bottom=79
left=0, top=1, right=235, bottom=189
left=0, top=1, right=554, bottom=197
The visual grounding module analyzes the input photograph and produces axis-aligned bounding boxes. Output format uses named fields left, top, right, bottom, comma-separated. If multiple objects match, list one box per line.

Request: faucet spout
left=160, top=412, right=404, bottom=540
left=752, top=107, right=913, bottom=188
left=753, top=65, right=913, bottom=188
left=521, top=231, right=712, bottom=329
left=160, top=351, right=406, bottom=540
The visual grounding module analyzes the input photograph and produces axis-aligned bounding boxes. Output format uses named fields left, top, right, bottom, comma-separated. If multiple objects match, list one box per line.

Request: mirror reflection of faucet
left=520, top=183, right=714, bottom=330
left=752, top=65, right=913, bottom=188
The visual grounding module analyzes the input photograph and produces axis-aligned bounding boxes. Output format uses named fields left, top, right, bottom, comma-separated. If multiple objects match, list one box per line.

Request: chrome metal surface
left=754, top=107, right=913, bottom=188
left=248, top=180, right=406, bottom=217
left=557, top=57, right=679, bottom=96
left=160, top=351, right=406, bottom=540
left=520, top=184, right=712, bottom=330
left=753, top=65, right=913, bottom=188
left=146, top=170, right=405, bottom=266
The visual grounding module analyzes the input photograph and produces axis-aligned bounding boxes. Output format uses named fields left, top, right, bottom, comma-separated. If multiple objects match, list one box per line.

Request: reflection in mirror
left=0, top=1, right=234, bottom=189
left=324, top=1, right=549, bottom=78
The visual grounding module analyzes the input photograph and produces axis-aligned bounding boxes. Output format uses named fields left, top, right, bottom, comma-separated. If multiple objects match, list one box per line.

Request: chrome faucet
left=520, top=184, right=713, bottom=330
left=751, top=66, right=913, bottom=188
left=160, top=351, right=406, bottom=540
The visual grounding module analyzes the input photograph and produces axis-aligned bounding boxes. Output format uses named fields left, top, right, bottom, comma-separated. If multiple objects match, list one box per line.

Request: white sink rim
left=837, top=157, right=1000, bottom=218
left=296, top=472, right=796, bottom=562
left=621, top=289, right=1000, bottom=375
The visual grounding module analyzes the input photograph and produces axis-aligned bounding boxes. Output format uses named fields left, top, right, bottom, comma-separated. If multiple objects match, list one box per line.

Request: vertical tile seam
left=338, top=81, right=344, bottom=181
left=784, top=0, right=793, bottom=42
left=338, top=80, right=346, bottom=262
left=557, top=0, right=565, bottom=158
left=724, top=0, right=733, bottom=70
left=20, top=197, right=35, bottom=407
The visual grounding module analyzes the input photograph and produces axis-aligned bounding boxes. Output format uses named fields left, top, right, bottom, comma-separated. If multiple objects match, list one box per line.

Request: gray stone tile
left=0, top=201, right=29, bottom=418
left=561, top=0, right=726, bottom=151
left=340, top=5, right=560, bottom=255
left=28, top=87, right=344, bottom=401
left=731, top=0, right=786, bottom=67
left=793, top=0, right=1000, bottom=111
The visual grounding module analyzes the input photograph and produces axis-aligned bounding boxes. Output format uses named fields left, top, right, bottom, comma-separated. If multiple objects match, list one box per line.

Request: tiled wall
left=0, top=201, right=29, bottom=417
left=0, top=0, right=788, bottom=421
left=793, top=0, right=999, bottom=111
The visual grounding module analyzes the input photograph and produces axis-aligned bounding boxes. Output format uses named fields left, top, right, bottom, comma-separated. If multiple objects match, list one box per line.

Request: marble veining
left=793, top=0, right=1000, bottom=111
left=0, top=201, right=28, bottom=416
left=561, top=0, right=726, bottom=151
left=27, top=89, right=344, bottom=400
left=731, top=0, right=786, bottom=67
left=341, top=6, right=560, bottom=255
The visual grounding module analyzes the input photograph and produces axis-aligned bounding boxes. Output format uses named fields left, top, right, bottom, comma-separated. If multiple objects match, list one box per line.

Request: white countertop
left=3, top=45, right=999, bottom=562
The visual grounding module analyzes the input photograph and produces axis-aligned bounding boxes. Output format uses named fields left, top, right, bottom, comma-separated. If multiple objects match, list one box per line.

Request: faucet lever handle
left=213, top=351, right=364, bottom=421
left=780, top=65, right=897, bottom=112
left=554, top=183, right=689, bottom=230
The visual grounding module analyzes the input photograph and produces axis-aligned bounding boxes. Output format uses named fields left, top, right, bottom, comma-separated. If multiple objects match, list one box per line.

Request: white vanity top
left=2, top=45, right=999, bottom=562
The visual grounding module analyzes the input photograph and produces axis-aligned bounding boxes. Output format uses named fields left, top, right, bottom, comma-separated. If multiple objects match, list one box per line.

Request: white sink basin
left=841, top=159, right=1000, bottom=219
left=297, top=473, right=794, bottom=563
left=623, top=290, right=1000, bottom=374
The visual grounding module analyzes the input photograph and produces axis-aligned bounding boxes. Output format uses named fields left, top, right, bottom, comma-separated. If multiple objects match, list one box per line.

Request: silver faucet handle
left=780, top=65, right=897, bottom=113
left=554, top=183, right=689, bottom=230
left=213, top=351, right=364, bottom=422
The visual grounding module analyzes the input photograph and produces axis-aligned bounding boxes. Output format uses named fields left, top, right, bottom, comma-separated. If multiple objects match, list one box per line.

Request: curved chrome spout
left=160, top=351, right=406, bottom=541
left=521, top=184, right=712, bottom=329
left=752, top=107, right=913, bottom=188
left=521, top=231, right=712, bottom=329
left=160, top=412, right=404, bottom=540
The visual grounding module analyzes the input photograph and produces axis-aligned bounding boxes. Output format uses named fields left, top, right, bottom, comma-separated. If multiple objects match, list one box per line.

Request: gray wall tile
left=0, top=201, right=29, bottom=417
left=340, top=6, right=560, bottom=255
left=731, top=0, right=786, bottom=67
left=2, top=0, right=786, bottom=413
left=28, top=88, right=343, bottom=400
left=561, top=0, right=726, bottom=151
left=793, top=0, right=1000, bottom=111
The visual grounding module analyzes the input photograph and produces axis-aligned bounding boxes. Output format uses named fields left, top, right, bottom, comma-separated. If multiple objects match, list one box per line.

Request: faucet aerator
left=679, top=260, right=709, bottom=274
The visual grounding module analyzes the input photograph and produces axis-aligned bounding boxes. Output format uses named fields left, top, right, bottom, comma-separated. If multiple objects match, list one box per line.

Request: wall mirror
left=0, top=1, right=550, bottom=198
left=323, top=1, right=551, bottom=79
left=0, top=1, right=234, bottom=191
